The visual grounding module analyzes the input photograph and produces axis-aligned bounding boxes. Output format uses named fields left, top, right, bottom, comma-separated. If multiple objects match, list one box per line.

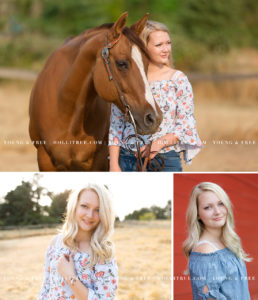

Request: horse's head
left=93, top=12, right=162, bottom=135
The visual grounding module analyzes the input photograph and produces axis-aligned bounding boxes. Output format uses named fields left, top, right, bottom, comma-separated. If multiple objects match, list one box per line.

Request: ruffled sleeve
left=38, top=246, right=54, bottom=300
left=88, top=259, right=118, bottom=300
left=173, top=75, right=202, bottom=164
left=189, top=252, right=227, bottom=300
left=108, top=104, right=125, bottom=147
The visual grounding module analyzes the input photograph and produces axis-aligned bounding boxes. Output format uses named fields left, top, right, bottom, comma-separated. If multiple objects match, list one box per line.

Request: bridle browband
left=101, top=33, right=164, bottom=171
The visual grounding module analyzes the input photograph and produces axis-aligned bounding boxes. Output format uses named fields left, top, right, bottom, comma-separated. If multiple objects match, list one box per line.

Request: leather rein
left=101, top=34, right=164, bottom=171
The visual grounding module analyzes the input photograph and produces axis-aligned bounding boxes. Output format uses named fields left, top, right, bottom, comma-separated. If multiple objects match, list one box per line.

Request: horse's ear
left=130, top=13, right=149, bottom=36
left=112, top=12, right=128, bottom=38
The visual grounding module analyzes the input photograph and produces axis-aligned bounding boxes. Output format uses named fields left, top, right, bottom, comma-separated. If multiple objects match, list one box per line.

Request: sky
left=0, top=172, right=172, bottom=220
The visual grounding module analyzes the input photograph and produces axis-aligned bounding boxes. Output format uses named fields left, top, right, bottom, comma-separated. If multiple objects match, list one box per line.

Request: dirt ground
left=0, top=221, right=171, bottom=300
left=0, top=80, right=257, bottom=171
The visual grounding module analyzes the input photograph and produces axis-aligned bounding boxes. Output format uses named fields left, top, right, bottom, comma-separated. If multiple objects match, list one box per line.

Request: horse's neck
left=58, top=30, right=105, bottom=120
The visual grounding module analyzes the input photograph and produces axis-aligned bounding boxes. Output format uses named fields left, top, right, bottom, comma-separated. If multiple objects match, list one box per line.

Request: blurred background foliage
left=0, top=174, right=171, bottom=226
left=0, top=0, right=258, bottom=70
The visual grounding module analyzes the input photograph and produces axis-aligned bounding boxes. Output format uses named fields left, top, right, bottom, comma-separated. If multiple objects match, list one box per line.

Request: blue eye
left=204, top=206, right=210, bottom=210
left=219, top=202, right=224, bottom=206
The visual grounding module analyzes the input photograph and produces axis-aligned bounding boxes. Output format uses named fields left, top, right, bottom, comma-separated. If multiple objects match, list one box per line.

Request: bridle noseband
left=101, top=34, right=164, bottom=171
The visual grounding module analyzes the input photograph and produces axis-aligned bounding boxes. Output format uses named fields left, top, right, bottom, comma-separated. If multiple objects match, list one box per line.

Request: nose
left=213, top=206, right=220, bottom=214
left=162, top=45, right=169, bottom=53
left=87, top=209, right=93, bottom=218
left=144, top=112, right=155, bottom=127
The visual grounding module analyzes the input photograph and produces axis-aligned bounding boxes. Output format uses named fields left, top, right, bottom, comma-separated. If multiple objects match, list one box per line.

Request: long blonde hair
left=61, top=183, right=115, bottom=266
left=140, top=20, right=173, bottom=67
left=182, top=182, right=251, bottom=262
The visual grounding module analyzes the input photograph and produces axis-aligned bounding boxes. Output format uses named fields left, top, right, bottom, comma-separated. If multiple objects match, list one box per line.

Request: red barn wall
left=174, top=174, right=258, bottom=300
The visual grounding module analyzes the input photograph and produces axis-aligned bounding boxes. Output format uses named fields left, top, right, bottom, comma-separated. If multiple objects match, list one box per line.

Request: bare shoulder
left=175, top=69, right=186, bottom=79
left=49, top=235, right=59, bottom=247
left=194, top=243, right=217, bottom=253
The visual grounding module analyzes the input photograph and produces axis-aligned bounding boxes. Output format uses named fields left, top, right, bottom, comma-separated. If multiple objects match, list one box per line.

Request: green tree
left=176, top=0, right=245, bottom=51
left=0, top=181, right=41, bottom=225
left=48, top=190, right=71, bottom=223
left=139, top=212, right=156, bottom=221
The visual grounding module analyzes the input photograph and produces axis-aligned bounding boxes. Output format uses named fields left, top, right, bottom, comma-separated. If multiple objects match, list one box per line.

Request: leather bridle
left=101, top=34, right=164, bottom=171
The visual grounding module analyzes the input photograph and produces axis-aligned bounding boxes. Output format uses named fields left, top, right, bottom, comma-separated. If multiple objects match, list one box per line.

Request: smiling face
left=198, top=191, right=228, bottom=231
left=75, top=189, right=100, bottom=233
left=146, top=30, right=171, bottom=65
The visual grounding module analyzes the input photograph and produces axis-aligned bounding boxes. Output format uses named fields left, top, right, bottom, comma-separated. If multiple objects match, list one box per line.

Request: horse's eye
left=115, top=60, right=129, bottom=71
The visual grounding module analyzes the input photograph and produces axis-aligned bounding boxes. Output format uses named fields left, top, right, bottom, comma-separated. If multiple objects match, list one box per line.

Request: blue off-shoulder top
left=189, top=248, right=251, bottom=300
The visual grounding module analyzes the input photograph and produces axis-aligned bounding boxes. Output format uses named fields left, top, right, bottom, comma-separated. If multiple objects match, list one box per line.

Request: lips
left=82, top=219, right=94, bottom=226
left=213, top=217, right=223, bottom=221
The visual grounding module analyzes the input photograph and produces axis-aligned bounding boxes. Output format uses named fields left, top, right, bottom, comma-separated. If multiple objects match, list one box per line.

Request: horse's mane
left=64, top=23, right=150, bottom=59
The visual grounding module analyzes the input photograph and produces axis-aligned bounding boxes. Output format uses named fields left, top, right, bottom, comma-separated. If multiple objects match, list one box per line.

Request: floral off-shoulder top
left=38, top=234, right=118, bottom=300
left=108, top=70, right=202, bottom=164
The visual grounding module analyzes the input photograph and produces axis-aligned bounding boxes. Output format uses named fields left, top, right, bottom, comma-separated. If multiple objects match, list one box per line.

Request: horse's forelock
left=122, top=27, right=150, bottom=60
left=95, top=23, right=149, bottom=60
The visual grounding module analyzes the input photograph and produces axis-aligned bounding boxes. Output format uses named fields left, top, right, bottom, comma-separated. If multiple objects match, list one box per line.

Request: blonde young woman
left=109, top=20, right=202, bottom=172
left=183, top=182, right=251, bottom=300
left=38, top=184, right=118, bottom=300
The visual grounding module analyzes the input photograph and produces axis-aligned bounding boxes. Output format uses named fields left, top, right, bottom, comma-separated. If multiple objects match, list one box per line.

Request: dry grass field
left=0, top=220, right=171, bottom=300
left=0, top=77, right=257, bottom=171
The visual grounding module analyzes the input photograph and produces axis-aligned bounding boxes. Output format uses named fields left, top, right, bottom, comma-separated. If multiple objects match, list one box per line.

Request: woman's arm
left=58, top=253, right=89, bottom=300
left=141, top=133, right=178, bottom=159
left=58, top=255, right=118, bottom=300
left=173, top=75, right=202, bottom=147
left=38, top=245, right=55, bottom=300
left=108, top=103, right=125, bottom=171
left=109, top=145, right=122, bottom=171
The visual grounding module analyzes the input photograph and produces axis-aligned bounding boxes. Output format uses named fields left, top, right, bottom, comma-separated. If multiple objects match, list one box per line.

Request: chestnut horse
left=29, top=12, right=162, bottom=171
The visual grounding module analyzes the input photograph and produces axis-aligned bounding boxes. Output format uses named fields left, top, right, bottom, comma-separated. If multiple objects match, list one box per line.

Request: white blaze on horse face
left=131, top=45, right=158, bottom=114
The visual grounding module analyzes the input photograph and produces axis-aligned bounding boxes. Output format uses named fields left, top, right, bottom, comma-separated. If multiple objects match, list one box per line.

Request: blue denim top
left=189, top=248, right=251, bottom=300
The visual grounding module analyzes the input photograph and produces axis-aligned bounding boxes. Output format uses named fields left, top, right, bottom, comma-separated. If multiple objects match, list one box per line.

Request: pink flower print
left=95, top=271, right=105, bottom=277
left=112, top=279, right=117, bottom=284
left=186, top=130, right=193, bottom=136
left=59, top=297, right=65, bottom=300
left=113, top=137, right=119, bottom=145
left=177, top=90, right=183, bottom=97
left=164, top=105, right=169, bottom=111
left=80, top=259, right=87, bottom=267
left=82, top=273, right=88, bottom=280
left=104, top=285, right=108, bottom=290
left=168, top=97, right=172, bottom=101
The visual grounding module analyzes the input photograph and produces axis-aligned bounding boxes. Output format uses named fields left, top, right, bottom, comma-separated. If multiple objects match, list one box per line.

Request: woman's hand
left=140, top=140, right=164, bottom=159
left=57, top=254, right=76, bottom=280
left=140, top=134, right=178, bottom=159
